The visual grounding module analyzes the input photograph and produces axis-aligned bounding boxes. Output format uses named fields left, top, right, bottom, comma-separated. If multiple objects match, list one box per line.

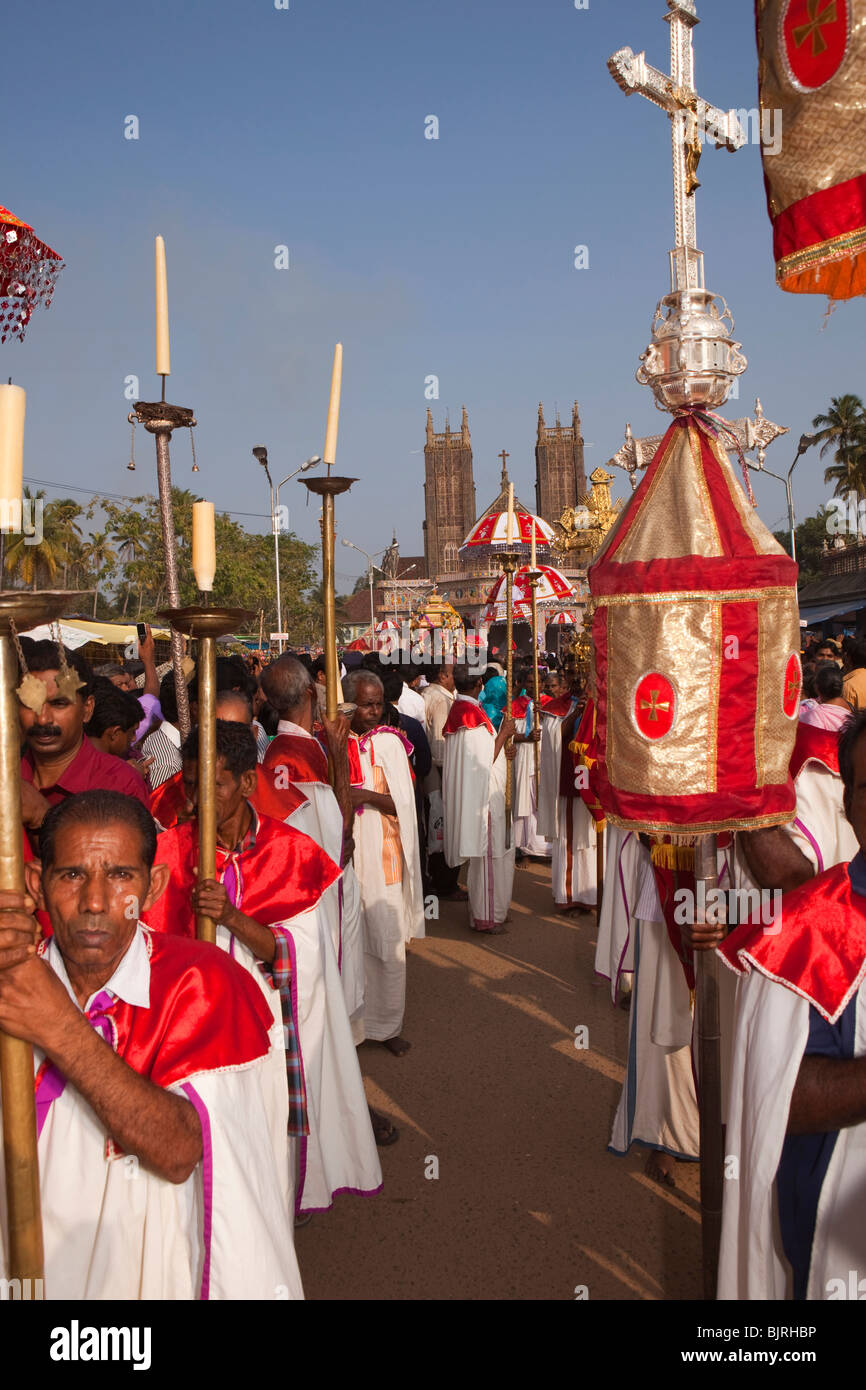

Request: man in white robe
left=257, top=656, right=365, bottom=1042
left=145, top=720, right=383, bottom=1213
left=538, top=677, right=596, bottom=911
left=344, top=669, right=425, bottom=1055
left=0, top=790, right=303, bottom=1300
left=717, top=710, right=866, bottom=1300
left=511, top=682, right=551, bottom=860
left=442, top=664, right=515, bottom=934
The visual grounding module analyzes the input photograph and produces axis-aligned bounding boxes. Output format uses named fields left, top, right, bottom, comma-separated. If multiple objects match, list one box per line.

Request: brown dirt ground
left=294, top=857, right=702, bottom=1300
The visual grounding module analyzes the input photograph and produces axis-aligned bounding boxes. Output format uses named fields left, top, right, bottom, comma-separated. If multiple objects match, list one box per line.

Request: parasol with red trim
left=0, top=206, right=63, bottom=342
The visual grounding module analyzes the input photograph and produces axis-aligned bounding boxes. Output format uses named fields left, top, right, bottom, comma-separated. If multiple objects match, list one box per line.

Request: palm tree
left=3, top=488, right=70, bottom=590
left=81, top=530, right=116, bottom=618
left=813, top=394, right=866, bottom=498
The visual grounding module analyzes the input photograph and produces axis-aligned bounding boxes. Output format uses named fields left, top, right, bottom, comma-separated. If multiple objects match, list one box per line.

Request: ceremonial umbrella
left=0, top=206, right=63, bottom=342
left=481, top=565, right=576, bottom=622
left=549, top=609, right=578, bottom=626
left=461, top=509, right=554, bottom=551
left=346, top=636, right=372, bottom=651
left=375, top=619, right=400, bottom=633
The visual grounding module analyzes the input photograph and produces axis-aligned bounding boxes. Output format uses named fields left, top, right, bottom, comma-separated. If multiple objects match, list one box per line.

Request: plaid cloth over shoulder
left=260, top=926, right=308, bottom=1138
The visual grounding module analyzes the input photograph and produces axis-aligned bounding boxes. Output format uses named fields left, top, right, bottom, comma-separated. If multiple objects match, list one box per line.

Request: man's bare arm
left=788, top=1055, right=866, bottom=1135
left=42, top=1006, right=203, bottom=1182
left=0, top=947, right=201, bottom=1184
left=739, top=826, right=814, bottom=893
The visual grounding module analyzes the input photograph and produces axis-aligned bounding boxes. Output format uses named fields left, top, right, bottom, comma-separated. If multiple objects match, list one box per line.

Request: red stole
left=542, top=695, right=574, bottom=718
left=143, top=812, right=341, bottom=939
left=443, top=699, right=494, bottom=737
left=720, top=861, right=866, bottom=1024
left=512, top=695, right=531, bottom=720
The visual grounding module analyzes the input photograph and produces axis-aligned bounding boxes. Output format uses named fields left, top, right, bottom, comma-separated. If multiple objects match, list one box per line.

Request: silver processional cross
left=608, top=0, right=745, bottom=292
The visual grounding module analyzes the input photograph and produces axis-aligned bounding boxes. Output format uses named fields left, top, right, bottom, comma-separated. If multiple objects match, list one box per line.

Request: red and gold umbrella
left=461, top=510, right=554, bottom=550
left=481, top=564, right=576, bottom=622
left=0, top=206, right=63, bottom=342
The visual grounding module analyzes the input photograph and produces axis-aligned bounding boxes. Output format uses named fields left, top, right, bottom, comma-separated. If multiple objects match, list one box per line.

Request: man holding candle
left=145, top=719, right=383, bottom=1212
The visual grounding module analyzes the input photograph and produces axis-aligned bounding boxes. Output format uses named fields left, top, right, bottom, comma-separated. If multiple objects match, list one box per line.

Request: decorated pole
left=129, top=236, right=193, bottom=738
left=501, top=484, right=517, bottom=845
left=601, top=0, right=798, bottom=1299
left=528, top=524, right=541, bottom=790
left=0, top=589, right=79, bottom=1288
left=304, top=345, right=355, bottom=727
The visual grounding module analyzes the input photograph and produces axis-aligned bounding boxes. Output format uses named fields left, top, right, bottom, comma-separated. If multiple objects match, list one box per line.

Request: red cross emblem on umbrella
left=634, top=672, right=676, bottom=740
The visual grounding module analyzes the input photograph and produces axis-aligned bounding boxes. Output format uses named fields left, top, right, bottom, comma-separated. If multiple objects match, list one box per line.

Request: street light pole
left=341, top=537, right=386, bottom=642
left=253, top=448, right=321, bottom=652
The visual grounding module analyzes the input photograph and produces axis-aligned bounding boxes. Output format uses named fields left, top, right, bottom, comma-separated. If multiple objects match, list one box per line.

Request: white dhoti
left=353, top=729, right=425, bottom=1042
left=609, top=858, right=698, bottom=1159
left=594, top=825, right=638, bottom=1001
left=513, top=738, right=551, bottom=857
left=551, top=794, right=596, bottom=907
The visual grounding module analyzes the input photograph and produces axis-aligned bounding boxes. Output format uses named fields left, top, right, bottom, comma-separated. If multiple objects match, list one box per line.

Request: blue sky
left=4, top=0, right=863, bottom=587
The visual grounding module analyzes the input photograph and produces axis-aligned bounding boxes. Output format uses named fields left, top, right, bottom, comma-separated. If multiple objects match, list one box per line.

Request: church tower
left=535, top=402, right=586, bottom=526
left=423, top=406, right=476, bottom=578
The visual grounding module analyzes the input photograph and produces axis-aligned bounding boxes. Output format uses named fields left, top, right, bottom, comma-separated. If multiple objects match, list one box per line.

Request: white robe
left=443, top=701, right=515, bottom=929
left=593, top=825, right=638, bottom=1001
left=718, top=969, right=866, bottom=1300
left=539, top=701, right=596, bottom=906
left=353, top=728, right=425, bottom=1040
left=513, top=703, right=551, bottom=857
left=0, top=925, right=303, bottom=1300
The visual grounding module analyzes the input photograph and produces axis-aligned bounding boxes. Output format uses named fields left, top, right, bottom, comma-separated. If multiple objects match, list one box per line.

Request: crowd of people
left=2, top=620, right=865, bottom=1301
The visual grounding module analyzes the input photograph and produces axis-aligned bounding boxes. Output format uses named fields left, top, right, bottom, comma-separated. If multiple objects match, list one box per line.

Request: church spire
left=426, top=408, right=433, bottom=444
left=537, top=402, right=545, bottom=441
left=461, top=404, right=470, bottom=443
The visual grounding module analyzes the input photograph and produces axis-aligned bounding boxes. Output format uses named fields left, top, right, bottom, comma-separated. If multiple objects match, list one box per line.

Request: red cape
left=720, top=862, right=866, bottom=1024
left=149, top=770, right=187, bottom=830
left=38, top=927, right=274, bottom=1086
left=261, top=731, right=329, bottom=786
left=251, top=765, right=309, bottom=822
left=143, top=812, right=341, bottom=940
left=790, top=720, right=841, bottom=781
left=443, top=699, right=494, bottom=737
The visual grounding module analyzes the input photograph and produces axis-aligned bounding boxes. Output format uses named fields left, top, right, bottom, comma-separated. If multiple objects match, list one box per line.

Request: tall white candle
left=531, top=523, right=537, bottom=570
left=192, top=501, right=215, bottom=591
left=506, top=483, right=514, bottom=545
left=323, top=343, right=343, bottom=466
left=0, top=384, right=25, bottom=532
left=155, top=235, right=171, bottom=377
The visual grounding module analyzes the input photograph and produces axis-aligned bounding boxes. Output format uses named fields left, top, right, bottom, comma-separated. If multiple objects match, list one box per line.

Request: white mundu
left=442, top=695, right=515, bottom=930
left=353, top=727, right=425, bottom=1040
left=539, top=698, right=595, bottom=907
left=512, top=698, right=551, bottom=858
left=0, top=925, right=304, bottom=1301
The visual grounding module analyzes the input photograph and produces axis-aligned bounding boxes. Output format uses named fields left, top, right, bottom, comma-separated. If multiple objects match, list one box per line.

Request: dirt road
left=295, top=858, right=702, bottom=1300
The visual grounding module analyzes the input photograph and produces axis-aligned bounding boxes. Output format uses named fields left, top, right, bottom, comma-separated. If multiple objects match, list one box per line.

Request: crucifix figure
left=498, top=448, right=510, bottom=482
left=608, top=0, right=745, bottom=292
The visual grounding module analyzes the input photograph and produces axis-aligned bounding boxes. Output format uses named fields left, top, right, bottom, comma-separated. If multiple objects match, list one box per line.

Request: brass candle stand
left=0, top=588, right=81, bottom=1287
left=302, top=475, right=357, bottom=721
left=159, top=604, right=254, bottom=945
left=499, top=550, right=519, bottom=847
left=130, top=400, right=196, bottom=738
